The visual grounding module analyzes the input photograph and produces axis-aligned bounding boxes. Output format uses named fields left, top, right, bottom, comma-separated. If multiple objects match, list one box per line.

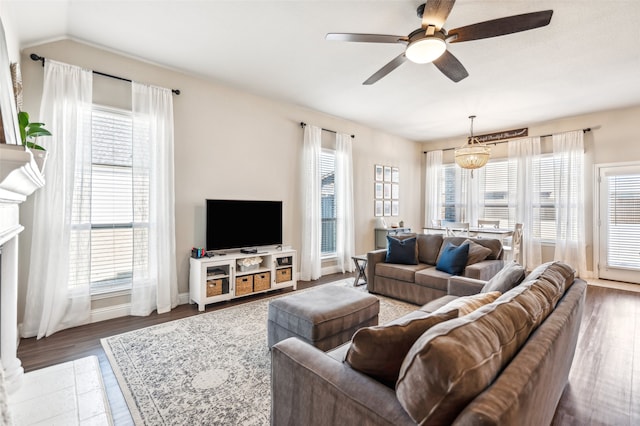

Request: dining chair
left=443, top=221, right=470, bottom=237
left=431, top=219, right=442, bottom=227
left=503, top=223, right=523, bottom=264
left=477, top=219, right=500, bottom=228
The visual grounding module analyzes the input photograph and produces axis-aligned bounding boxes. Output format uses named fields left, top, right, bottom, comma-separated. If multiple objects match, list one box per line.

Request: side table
left=351, top=255, right=367, bottom=287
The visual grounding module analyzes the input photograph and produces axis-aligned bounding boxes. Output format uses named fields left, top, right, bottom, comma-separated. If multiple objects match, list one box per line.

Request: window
left=320, top=149, right=336, bottom=256
left=69, top=106, right=149, bottom=295
left=439, top=154, right=557, bottom=240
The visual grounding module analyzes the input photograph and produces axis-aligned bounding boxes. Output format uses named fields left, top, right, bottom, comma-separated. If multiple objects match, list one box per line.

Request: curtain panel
left=22, top=60, right=93, bottom=338
left=335, top=133, right=355, bottom=273
left=508, top=137, right=542, bottom=269
left=424, top=150, right=442, bottom=227
left=553, top=130, right=587, bottom=277
left=299, top=125, right=322, bottom=281
left=130, top=82, right=178, bottom=316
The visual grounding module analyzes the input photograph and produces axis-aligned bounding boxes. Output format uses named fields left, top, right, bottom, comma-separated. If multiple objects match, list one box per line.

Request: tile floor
left=8, top=356, right=112, bottom=426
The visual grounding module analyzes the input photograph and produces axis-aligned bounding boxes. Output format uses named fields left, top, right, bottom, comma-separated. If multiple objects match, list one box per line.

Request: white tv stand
left=189, top=248, right=297, bottom=311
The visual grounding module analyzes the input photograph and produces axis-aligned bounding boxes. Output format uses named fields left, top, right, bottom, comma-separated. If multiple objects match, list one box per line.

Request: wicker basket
left=275, top=267, right=292, bottom=283
left=253, top=272, right=271, bottom=292
left=235, top=275, right=254, bottom=296
left=206, top=279, right=224, bottom=297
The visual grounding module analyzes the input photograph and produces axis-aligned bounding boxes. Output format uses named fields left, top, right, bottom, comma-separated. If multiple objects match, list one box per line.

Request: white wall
left=15, top=39, right=422, bottom=316
left=420, top=104, right=640, bottom=273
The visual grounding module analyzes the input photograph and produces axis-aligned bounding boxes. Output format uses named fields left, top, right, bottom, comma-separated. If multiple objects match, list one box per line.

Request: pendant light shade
left=455, top=116, right=490, bottom=171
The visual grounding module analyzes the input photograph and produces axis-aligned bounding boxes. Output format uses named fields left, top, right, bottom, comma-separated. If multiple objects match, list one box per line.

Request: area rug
left=101, top=279, right=416, bottom=425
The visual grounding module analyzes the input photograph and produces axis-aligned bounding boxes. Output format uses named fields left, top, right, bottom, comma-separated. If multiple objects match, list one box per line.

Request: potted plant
left=18, top=111, right=51, bottom=171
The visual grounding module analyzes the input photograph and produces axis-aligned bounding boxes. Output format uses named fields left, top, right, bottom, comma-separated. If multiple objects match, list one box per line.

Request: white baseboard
left=90, top=292, right=191, bottom=323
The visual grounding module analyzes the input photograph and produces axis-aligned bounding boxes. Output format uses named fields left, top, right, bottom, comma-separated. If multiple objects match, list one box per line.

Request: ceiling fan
left=326, top=0, right=553, bottom=84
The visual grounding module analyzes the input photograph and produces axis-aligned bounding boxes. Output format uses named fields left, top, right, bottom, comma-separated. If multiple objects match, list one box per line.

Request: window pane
left=607, top=174, right=640, bottom=269
left=321, top=150, right=336, bottom=255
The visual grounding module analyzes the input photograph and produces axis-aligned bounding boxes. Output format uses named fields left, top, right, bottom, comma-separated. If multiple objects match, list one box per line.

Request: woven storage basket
left=253, top=272, right=271, bottom=291
left=275, top=267, right=292, bottom=283
left=235, top=275, right=253, bottom=296
left=206, top=279, right=224, bottom=297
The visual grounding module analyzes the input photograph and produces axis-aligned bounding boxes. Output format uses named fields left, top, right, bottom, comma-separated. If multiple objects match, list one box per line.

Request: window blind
left=607, top=174, right=640, bottom=269
left=320, top=149, right=336, bottom=255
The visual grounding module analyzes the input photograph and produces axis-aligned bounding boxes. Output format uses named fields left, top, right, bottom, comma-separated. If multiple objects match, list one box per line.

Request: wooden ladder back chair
left=443, top=221, right=470, bottom=237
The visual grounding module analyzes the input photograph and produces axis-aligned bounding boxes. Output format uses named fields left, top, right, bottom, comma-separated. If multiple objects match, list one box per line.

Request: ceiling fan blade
left=363, top=53, right=408, bottom=85
left=448, top=10, right=553, bottom=43
left=433, top=50, right=468, bottom=82
left=421, top=0, right=456, bottom=30
left=326, top=33, right=408, bottom=44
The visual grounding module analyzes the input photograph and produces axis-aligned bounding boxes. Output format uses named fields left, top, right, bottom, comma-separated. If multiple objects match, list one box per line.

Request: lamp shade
left=454, top=143, right=491, bottom=169
left=405, top=37, right=446, bottom=64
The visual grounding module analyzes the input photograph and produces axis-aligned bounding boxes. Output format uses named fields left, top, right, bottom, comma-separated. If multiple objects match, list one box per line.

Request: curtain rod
left=423, top=127, right=591, bottom=154
left=300, top=122, right=354, bottom=138
left=30, top=53, right=181, bottom=95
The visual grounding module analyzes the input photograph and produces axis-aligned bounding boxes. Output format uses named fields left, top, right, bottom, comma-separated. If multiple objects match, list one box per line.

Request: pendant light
left=454, top=115, right=490, bottom=176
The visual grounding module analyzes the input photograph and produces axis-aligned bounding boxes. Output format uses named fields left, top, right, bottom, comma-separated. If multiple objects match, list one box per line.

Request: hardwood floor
left=16, top=276, right=640, bottom=425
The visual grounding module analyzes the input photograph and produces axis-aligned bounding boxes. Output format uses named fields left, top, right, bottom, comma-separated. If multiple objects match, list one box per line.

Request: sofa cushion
left=396, top=272, right=565, bottom=425
left=414, top=267, right=451, bottom=291
left=436, top=242, right=469, bottom=275
left=344, top=310, right=458, bottom=388
left=385, top=235, right=418, bottom=265
left=464, top=239, right=493, bottom=266
left=416, top=233, right=444, bottom=265
left=431, top=291, right=501, bottom=316
left=523, top=261, right=575, bottom=293
left=442, top=237, right=503, bottom=260
left=396, top=296, right=536, bottom=425
left=376, top=262, right=427, bottom=283
left=482, top=261, right=526, bottom=294
left=419, top=295, right=459, bottom=314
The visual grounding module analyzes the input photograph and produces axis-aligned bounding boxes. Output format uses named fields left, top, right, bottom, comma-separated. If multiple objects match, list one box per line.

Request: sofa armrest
left=367, top=249, right=387, bottom=294
left=448, top=276, right=487, bottom=296
left=271, top=337, right=414, bottom=426
left=464, top=259, right=504, bottom=281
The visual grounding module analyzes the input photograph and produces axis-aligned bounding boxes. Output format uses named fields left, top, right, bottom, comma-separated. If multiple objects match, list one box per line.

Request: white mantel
left=0, top=144, right=44, bottom=393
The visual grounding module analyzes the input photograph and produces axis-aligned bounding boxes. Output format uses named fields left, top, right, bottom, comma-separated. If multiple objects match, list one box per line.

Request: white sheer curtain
left=553, top=131, right=587, bottom=277
left=452, top=166, right=484, bottom=223
left=22, top=60, right=93, bottom=338
left=335, top=133, right=355, bottom=273
left=299, top=125, right=322, bottom=281
left=424, top=150, right=442, bottom=227
left=508, top=137, right=542, bottom=269
left=130, top=82, right=178, bottom=316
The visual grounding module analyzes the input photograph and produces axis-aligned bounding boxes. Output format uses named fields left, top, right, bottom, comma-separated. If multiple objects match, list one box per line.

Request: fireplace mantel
left=0, top=143, right=45, bottom=392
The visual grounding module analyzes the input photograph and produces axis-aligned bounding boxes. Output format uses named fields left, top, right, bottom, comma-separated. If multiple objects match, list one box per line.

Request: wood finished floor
left=17, top=276, right=640, bottom=426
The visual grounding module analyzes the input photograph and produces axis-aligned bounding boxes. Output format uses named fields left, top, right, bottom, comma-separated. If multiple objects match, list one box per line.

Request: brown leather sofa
left=366, top=234, right=505, bottom=305
left=271, top=262, right=586, bottom=426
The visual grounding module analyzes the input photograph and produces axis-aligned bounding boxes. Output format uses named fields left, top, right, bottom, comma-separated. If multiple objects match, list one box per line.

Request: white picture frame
left=375, top=164, right=384, bottom=181
left=383, top=166, right=392, bottom=182
left=392, top=184, right=399, bottom=200
left=391, top=200, right=399, bottom=216
left=383, top=200, right=391, bottom=216
left=375, top=182, right=383, bottom=199
left=374, top=200, right=383, bottom=217
left=383, top=183, right=391, bottom=199
left=392, top=167, right=399, bottom=183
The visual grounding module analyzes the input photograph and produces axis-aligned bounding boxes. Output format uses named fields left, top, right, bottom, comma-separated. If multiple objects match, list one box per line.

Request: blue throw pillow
left=436, top=242, right=470, bottom=275
left=385, top=236, right=418, bottom=265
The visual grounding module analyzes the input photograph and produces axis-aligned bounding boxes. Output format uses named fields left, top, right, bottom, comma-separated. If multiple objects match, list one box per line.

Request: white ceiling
left=4, top=0, right=640, bottom=141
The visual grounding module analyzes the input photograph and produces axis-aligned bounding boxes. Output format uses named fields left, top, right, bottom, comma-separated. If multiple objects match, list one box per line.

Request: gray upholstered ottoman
left=267, top=286, right=379, bottom=351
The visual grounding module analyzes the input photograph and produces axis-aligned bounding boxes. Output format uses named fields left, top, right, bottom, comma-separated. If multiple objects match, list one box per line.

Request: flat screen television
left=206, top=199, right=283, bottom=251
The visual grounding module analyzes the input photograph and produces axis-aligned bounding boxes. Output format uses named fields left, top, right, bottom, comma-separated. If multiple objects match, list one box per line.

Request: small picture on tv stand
left=206, top=199, right=283, bottom=251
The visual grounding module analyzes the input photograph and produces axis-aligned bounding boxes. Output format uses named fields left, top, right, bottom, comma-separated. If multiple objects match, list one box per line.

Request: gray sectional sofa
left=367, top=234, right=505, bottom=305
left=271, top=261, right=586, bottom=426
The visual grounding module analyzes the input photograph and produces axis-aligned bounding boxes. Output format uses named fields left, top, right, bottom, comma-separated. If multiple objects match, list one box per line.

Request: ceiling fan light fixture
left=405, top=36, right=446, bottom=64
left=454, top=115, right=491, bottom=172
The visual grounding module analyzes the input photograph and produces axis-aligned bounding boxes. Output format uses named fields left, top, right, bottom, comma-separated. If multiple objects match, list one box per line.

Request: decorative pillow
left=481, top=261, right=526, bottom=294
left=396, top=300, right=536, bottom=425
left=522, top=261, right=575, bottom=293
left=345, top=310, right=458, bottom=387
left=435, top=242, right=469, bottom=275
left=385, top=235, right=418, bottom=265
left=463, top=239, right=493, bottom=266
left=433, top=291, right=501, bottom=317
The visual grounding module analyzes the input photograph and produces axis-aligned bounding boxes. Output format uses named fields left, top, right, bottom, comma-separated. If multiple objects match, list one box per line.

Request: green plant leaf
left=25, top=141, right=46, bottom=151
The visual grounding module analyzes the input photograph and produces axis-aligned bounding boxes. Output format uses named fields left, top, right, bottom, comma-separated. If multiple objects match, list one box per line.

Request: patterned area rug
left=101, top=279, right=416, bottom=425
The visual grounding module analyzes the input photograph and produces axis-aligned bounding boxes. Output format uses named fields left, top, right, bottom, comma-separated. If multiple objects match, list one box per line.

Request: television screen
left=206, top=199, right=283, bottom=251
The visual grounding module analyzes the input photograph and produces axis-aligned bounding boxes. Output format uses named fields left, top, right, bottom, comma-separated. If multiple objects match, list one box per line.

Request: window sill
left=91, top=286, right=132, bottom=300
